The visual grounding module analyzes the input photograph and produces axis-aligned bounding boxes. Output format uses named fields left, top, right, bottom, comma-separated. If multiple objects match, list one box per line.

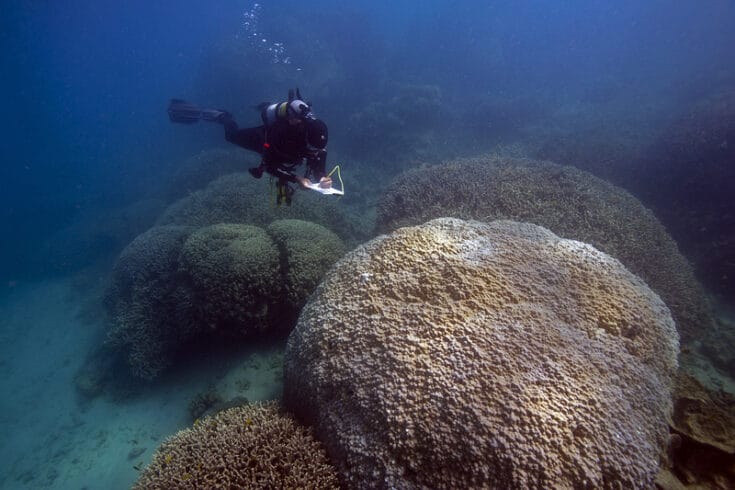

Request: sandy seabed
left=0, top=276, right=283, bottom=490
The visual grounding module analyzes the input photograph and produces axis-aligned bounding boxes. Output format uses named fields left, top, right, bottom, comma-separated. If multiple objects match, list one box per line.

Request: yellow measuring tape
left=327, top=164, right=344, bottom=196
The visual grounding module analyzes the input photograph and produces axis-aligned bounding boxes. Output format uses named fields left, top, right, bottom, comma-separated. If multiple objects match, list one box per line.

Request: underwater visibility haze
left=1, top=0, right=734, bottom=488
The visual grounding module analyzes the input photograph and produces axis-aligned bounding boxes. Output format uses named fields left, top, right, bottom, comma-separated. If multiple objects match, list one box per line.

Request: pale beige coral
left=376, top=156, right=712, bottom=344
left=134, top=401, right=339, bottom=489
left=284, top=218, right=679, bottom=489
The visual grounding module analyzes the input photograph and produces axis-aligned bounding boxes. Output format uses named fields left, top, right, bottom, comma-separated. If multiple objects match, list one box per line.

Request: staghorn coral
left=178, top=224, right=281, bottom=335
left=134, top=401, right=339, bottom=490
left=266, top=219, right=345, bottom=310
left=106, top=225, right=196, bottom=380
left=285, top=218, right=678, bottom=489
left=376, top=155, right=712, bottom=344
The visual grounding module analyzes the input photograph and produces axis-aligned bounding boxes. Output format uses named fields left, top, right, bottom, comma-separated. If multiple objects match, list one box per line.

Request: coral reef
left=106, top=225, right=196, bottom=380
left=659, top=369, right=735, bottom=488
left=106, top=219, right=347, bottom=379
left=375, top=155, right=712, bottom=344
left=156, top=172, right=360, bottom=245
left=670, top=371, right=735, bottom=454
left=134, top=401, right=339, bottom=489
left=178, top=224, right=281, bottom=335
left=266, top=219, right=345, bottom=309
left=285, top=218, right=678, bottom=489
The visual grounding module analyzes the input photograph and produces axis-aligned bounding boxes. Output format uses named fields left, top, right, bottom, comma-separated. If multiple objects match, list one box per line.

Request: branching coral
left=134, top=401, right=339, bottom=489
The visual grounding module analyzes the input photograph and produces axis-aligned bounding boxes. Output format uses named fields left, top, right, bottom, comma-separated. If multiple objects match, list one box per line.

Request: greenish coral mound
left=266, top=219, right=345, bottom=309
left=134, top=401, right=339, bottom=489
left=157, top=172, right=360, bottom=244
left=179, top=224, right=281, bottom=335
left=106, top=218, right=348, bottom=379
left=106, top=225, right=196, bottom=380
left=376, top=155, right=712, bottom=343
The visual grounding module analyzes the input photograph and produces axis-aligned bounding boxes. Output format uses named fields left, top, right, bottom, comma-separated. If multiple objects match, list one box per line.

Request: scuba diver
left=167, top=88, right=331, bottom=205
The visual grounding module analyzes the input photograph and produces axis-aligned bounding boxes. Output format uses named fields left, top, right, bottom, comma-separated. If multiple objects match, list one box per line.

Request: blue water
left=1, top=1, right=733, bottom=488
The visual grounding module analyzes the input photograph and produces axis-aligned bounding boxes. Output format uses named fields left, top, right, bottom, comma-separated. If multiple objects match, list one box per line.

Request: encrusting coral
left=134, top=401, right=339, bottom=489
left=376, top=155, right=712, bottom=344
left=285, top=218, right=679, bottom=489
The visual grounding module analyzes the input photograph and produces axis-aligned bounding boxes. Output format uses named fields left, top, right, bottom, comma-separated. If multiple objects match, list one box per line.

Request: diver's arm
left=301, top=150, right=331, bottom=188
left=306, top=149, right=327, bottom=180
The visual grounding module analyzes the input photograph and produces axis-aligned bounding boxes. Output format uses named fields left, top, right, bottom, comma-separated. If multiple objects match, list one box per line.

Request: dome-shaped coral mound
left=267, top=219, right=345, bottom=309
left=179, top=224, right=281, bottom=335
left=134, top=401, right=339, bottom=489
left=157, top=172, right=357, bottom=243
left=106, top=225, right=196, bottom=380
left=376, top=156, right=711, bottom=343
left=284, top=218, right=678, bottom=489
left=106, top=219, right=349, bottom=380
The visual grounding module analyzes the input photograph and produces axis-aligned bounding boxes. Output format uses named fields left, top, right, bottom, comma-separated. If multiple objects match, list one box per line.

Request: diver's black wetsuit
left=221, top=116, right=327, bottom=184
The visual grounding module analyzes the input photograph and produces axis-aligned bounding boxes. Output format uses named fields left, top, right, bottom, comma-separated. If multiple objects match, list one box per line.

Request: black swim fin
left=168, top=99, right=202, bottom=124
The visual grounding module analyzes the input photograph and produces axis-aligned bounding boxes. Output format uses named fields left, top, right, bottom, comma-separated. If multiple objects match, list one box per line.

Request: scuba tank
left=260, top=88, right=314, bottom=126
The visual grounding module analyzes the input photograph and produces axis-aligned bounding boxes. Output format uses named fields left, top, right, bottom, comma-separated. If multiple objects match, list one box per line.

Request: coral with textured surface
left=106, top=225, right=196, bottom=380
left=285, top=218, right=679, bottom=489
left=157, top=172, right=359, bottom=244
left=267, top=219, right=345, bottom=309
left=134, top=401, right=339, bottom=489
left=107, top=219, right=346, bottom=379
left=179, top=223, right=281, bottom=335
left=376, top=156, right=712, bottom=344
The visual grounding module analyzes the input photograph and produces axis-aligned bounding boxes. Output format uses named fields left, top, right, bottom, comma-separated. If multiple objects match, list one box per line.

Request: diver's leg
left=224, top=122, right=265, bottom=154
left=222, top=123, right=267, bottom=178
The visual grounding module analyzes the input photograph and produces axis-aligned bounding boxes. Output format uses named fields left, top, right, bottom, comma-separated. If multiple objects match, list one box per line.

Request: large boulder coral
left=376, top=156, right=711, bottom=344
left=106, top=225, right=196, bottom=380
left=284, top=218, right=679, bottom=489
left=134, top=401, right=339, bottom=489
left=266, top=219, right=345, bottom=309
left=178, top=224, right=281, bottom=335
left=106, top=219, right=347, bottom=379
